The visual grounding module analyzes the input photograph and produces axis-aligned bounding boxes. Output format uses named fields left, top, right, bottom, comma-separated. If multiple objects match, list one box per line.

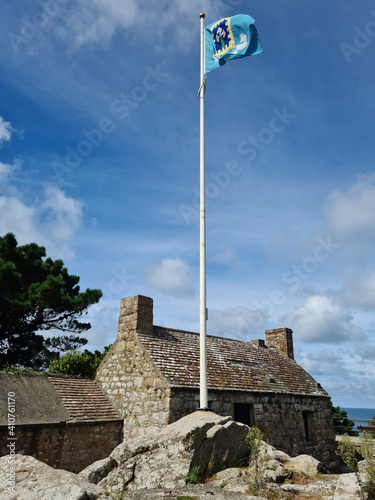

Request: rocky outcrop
left=92, top=410, right=250, bottom=495
left=0, top=411, right=369, bottom=500
left=0, top=454, right=103, bottom=500
left=208, top=440, right=368, bottom=500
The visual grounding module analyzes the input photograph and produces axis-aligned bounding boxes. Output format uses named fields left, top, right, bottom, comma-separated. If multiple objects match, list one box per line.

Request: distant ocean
left=342, top=407, right=375, bottom=433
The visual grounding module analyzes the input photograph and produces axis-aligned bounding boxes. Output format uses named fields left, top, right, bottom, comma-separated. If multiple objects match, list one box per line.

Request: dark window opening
left=303, top=411, right=313, bottom=441
left=234, top=403, right=254, bottom=426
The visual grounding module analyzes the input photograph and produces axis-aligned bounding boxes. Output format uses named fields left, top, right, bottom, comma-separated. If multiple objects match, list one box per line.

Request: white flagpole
left=199, top=12, right=208, bottom=410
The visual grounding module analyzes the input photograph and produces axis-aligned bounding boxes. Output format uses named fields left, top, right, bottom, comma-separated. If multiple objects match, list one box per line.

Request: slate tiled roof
left=137, top=327, right=328, bottom=397
left=48, top=375, right=121, bottom=421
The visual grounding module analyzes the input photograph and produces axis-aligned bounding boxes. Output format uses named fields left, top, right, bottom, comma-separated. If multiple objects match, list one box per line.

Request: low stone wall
left=60, top=420, right=123, bottom=472
left=0, top=419, right=122, bottom=473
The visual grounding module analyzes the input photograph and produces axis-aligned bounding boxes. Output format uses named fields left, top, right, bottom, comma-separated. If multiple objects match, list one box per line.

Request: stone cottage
left=96, top=294, right=337, bottom=466
left=0, top=373, right=122, bottom=473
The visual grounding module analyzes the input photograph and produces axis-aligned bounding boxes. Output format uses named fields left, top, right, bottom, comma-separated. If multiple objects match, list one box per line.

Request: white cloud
left=295, top=342, right=375, bottom=407
left=0, top=173, right=85, bottom=259
left=0, top=160, right=19, bottom=184
left=39, top=186, right=84, bottom=240
left=84, top=299, right=121, bottom=350
left=319, top=369, right=375, bottom=407
left=282, top=295, right=366, bottom=344
left=0, top=117, right=14, bottom=146
left=0, top=195, right=36, bottom=240
left=61, top=0, right=138, bottom=49
left=353, top=341, right=375, bottom=363
left=61, top=0, right=226, bottom=51
left=335, top=378, right=375, bottom=405
left=297, top=348, right=345, bottom=377
left=208, top=306, right=270, bottom=340
left=339, top=269, right=375, bottom=311
left=323, top=175, right=375, bottom=246
left=145, top=258, right=196, bottom=297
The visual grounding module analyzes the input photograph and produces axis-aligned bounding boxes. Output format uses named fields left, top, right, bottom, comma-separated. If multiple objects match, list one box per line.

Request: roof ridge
left=47, top=373, right=93, bottom=380
left=152, top=325, right=257, bottom=344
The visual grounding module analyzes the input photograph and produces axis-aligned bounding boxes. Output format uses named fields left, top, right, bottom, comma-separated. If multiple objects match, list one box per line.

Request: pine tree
left=0, top=233, right=102, bottom=369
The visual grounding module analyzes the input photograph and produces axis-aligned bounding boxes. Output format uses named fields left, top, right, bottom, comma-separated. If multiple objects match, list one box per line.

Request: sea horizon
left=343, top=407, right=375, bottom=411
left=342, top=407, right=375, bottom=432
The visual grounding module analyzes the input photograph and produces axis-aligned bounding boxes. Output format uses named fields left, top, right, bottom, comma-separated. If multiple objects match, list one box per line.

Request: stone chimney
left=265, top=328, right=294, bottom=360
left=117, top=295, right=153, bottom=340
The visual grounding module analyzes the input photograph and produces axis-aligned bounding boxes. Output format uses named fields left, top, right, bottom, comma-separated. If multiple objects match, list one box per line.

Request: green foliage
left=332, top=404, right=358, bottom=435
left=245, top=426, right=269, bottom=496
left=336, top=435, right=358, bottom=471
left=185, top=466, right=200, bottom=484
left=0, top=233, right=102, bottom=369
left=176, top=497, right=195, bottom=500
left=246, top=426, right=264, bottom=463
left=337, top=433, right=375, bottom=499
left=0, top=363, right=41, bottom=375
left=361, top=432, right=375, bottom=499
left=49, top=345, right=111, bottom=377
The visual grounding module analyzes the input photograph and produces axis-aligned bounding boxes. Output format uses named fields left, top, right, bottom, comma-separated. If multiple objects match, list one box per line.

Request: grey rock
left=209, top=469, right=252, bottom=494
left=102, top=483, right=267, bottom=499
left=79, top=457, right=117, bottom=484
left=333, top=473, right=363, bottom=499
left=220, top=476, right=250, bottom=493
left=0, top=454, right=103, bottom=500
left=263, top=442, right=292, bottom=463
left=99, top=411, right=250, bottom=493
left=276, top=478, right=337, bottom=496
left=263, top=459, right=290, bottom=483
left=213, top=467, right=243, bottom=481
left=358, top=459, right=366, bottom=473
left=0, top=412, right=349, bottom=500
left=284, top=453, right=324, bottom=477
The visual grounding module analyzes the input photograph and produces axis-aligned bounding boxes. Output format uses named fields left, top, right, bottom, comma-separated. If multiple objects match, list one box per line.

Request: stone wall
left=169, top=388, right=336, bottom=465
left=95, top=295, right=172, bottom=440
left=0, top=419, right=122, bottom=473
left=59, top=420, right=122, bottom=472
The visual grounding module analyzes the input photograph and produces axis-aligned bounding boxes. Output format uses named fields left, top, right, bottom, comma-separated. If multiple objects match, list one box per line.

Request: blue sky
left=1, top=1, right=375, bottom=408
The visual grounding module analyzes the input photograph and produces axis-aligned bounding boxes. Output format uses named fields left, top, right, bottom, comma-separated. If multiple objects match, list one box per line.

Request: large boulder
left=263, top=442, right=292, bottom=463
left=284, top=454, right=325, bottom=477
left=93, top=411, right=250, bottom=495
left=0, top=454, right=103, bottom=500
left=275, top=478, right=338, bottom=497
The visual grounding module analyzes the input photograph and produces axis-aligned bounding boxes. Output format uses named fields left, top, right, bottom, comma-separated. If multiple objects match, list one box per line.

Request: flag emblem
left=205, top=14, right=263, bottom=74
left=210, top=18, right=235, bottom=58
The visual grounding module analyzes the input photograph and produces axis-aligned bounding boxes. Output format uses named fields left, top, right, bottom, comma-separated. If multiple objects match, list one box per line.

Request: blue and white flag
left=205, top=14, right=263, bottom=74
